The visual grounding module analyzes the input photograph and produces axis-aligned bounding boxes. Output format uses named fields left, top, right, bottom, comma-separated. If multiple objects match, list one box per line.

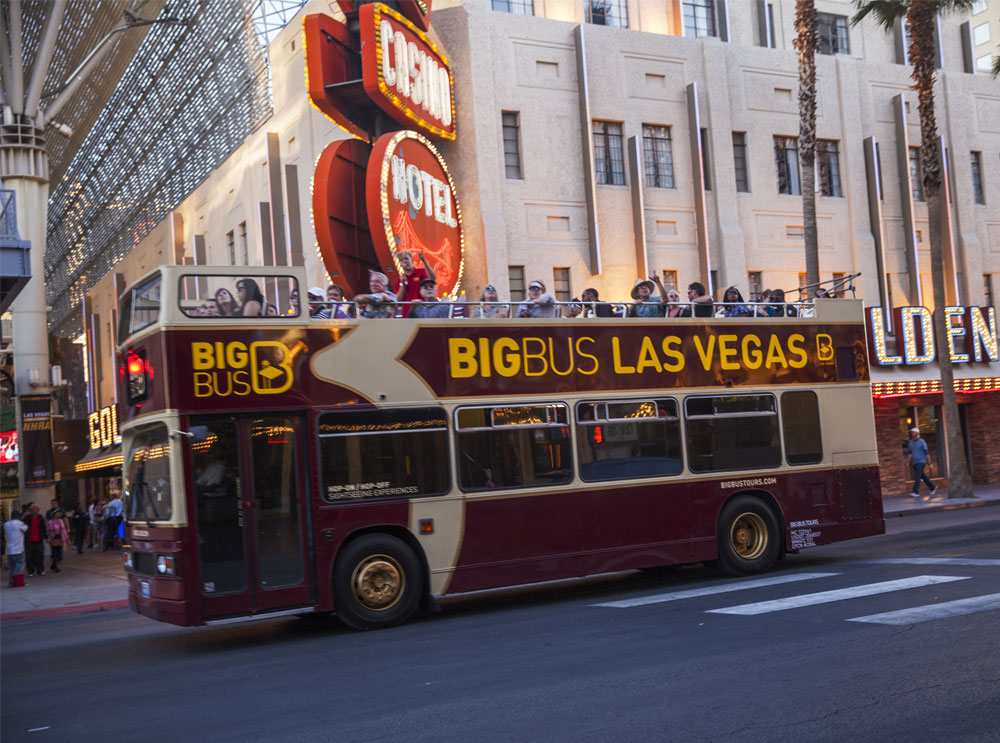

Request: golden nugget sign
left=190, top=341, right=294, bottom=397
left=400, top=324, right=867, bottom=397
left=89, top=405, right=121, bottom=450
left=866, top=306, right=998, bottom=366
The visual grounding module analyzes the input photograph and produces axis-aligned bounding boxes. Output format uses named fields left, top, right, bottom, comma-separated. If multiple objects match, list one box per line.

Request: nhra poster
left=20, top=395, right=54, bottom=486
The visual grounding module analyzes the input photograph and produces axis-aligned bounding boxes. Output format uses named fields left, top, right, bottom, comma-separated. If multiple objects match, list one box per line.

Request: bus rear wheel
left=716, top=496, right=780, bottom=576
left=334, top=534, right=423, bottom=630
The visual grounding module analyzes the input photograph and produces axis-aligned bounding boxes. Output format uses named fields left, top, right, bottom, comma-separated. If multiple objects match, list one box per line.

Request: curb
left=0, top=599, right=129, bottom=622
left=885, top=498, right=1000, bottom=518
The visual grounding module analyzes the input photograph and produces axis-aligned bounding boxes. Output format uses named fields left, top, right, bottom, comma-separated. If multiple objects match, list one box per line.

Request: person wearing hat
left=906, top=427, right=937, bottom=497
left=471, top=284, right=509, bottom=318
left=410, top=278, right=451, bottom=318
left=394, top=250, right=436, bottom=303
left=628, top=274, right=668, bottom=318
left=307, top=287, right=331, bottom=319
left=517, top=280, right=558, bottom=318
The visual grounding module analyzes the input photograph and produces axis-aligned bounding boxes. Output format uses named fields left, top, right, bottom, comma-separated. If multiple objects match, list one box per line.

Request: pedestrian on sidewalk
left=104, top=492, right=124, bottom=551
left=47, top=508, right=69, bottom=573
left=4, top=510, right=27, bottom=587
left=72, top=508, right=88, bottom=554
left=907, top=427, right=937, bottom=497
left=23, top=504, right=47, bottom=577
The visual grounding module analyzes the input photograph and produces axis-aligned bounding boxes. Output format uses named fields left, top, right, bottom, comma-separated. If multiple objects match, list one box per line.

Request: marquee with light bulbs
left=304, top=1, right=464, bottom=298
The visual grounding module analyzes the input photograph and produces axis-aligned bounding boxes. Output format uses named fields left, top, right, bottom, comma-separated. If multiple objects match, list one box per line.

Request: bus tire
left=333, top=534, right=423, bottom=630
left=716, top=496, right=780, bottom=576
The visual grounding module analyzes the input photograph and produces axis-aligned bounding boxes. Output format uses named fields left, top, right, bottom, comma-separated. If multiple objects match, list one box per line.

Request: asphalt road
left=3, top=510, right=999, bottom=743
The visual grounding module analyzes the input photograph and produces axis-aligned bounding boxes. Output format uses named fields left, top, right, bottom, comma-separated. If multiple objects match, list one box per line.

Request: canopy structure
left=2, top=0, right=308, bottom=337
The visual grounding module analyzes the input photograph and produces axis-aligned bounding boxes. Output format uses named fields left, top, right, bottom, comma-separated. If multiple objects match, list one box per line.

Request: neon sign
left=88, top=405, right=122, bottom=450
left=866, top=306, right=998, bottom=366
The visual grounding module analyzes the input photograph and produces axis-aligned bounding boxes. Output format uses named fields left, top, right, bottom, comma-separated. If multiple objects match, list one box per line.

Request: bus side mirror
left=172, top=426, right=210, bottom=443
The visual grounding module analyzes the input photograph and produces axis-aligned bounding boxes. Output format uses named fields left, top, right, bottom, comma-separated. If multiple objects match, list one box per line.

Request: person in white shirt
left=4, top=511, right=28, bottom=587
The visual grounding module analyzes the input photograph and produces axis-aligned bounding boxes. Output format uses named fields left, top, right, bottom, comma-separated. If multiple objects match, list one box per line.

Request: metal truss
left=41, top=0, right=307, bottom=338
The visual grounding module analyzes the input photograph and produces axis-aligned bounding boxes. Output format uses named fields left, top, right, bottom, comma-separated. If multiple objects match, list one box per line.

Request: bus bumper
left=128, top=588, right=194, bottom=627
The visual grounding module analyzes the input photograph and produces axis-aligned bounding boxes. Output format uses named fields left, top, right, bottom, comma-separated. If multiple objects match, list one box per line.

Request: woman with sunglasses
left=471, top=284, right=509, bottom=318
left=235, top=278, right=264, bottom=317
left=517, top=280, right=558, bottom=318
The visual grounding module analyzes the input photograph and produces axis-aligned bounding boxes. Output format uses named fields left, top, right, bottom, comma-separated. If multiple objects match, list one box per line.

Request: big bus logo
left=190, top=341, right=294, bottom=397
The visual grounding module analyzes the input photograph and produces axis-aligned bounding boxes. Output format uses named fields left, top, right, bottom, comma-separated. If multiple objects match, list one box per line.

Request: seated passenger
left=327, top=284, right=352, bottom=319
left=628, top=275, right=667, bottom=318
left=353, top=271, right=397, bottom=318
left=471, top=285, right=509, bottom=318
left=308, top=287, right=331, bottom=319
left=718, top=286, right=751, bottom=318
left=518, top=281, right=558, bottom=318
left=235, top=278, right=264, bottom=317
left=766, top=288, right=798, bottom=318
left=665, top=289, right=684, bottom=318
left=215, top=287, right=237, bottom=316
left=409, top=279, right=451, bottom=318
left=581, top=288, right=613, bottom=318
left=681, top=282, right=714, bottom=318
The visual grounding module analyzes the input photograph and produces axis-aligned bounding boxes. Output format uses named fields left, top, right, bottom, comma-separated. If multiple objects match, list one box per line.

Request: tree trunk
left=796, top=0, right=819, bottom=299
left=908, top=1, right=973, bottom=498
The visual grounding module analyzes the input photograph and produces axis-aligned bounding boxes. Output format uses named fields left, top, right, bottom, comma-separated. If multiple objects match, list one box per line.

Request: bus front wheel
left=334, top=534, right=423, bottom=630
left=716, top=496, right=780, bottom=576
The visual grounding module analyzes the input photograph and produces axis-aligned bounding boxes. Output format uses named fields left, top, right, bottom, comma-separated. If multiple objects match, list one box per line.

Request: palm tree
left=796, top=1, right=820, bottom=299
left=852, top=0, right=974, bottom=499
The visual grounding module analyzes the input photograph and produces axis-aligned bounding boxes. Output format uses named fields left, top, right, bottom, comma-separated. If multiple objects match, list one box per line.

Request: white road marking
left=847, top=593, right=1000, bottom=626
left=706, top=575, right=969, bottom=616
left=28, top=728, right=51, bottom=732
left=864, top=558, right=1000, bottom=567
left=592, top=573, right=840, bottom=608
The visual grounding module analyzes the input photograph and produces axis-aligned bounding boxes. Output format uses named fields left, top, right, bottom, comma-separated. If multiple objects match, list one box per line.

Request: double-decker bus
left=117, top=265, right=884, bottom=630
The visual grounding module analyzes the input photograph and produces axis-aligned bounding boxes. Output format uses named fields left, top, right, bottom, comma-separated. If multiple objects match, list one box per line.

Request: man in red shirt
left=394, top=251, right=436, bottom=303
left=23, top=503, right=47, bottom=577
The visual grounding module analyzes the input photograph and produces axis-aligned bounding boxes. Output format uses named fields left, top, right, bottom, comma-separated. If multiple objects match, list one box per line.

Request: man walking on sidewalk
left=907, top=427, right=937, bottom=498
left=23, top=504, right=47, bottom=576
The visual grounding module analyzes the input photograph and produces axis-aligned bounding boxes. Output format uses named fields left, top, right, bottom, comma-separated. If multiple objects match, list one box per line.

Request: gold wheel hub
left=352, top=554, right=404, bottom=611
left=730, top=512, right=768, bottom=560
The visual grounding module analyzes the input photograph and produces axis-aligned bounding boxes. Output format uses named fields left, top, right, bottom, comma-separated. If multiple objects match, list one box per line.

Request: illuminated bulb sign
left=866, top=305, right=999, bottom=366
left=360, top=4, right=455, bottom=140
left=367, top=130, right=464, bottom=297
left=88, top=405, right=122, bottom=450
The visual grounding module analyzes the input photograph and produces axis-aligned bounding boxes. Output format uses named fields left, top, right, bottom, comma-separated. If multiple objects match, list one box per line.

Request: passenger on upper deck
left=718, top=287, right=751, bottom=318
left=409, top=279, right=451, bottom=319
left=308, top=287, right=331, bottom=319
left=235, top=278, right=264, bottom=317
left=327, top=285, right=352, bottom=319
left=470, top=284, right=509, bottom=318
left=394, top=251, right=436, bottom=303
left=353, top=272, right=398, bottom=319
left=628, top=275, right=667, bottom=318
left=215, top=287, right=237, bottom=317
left=517, top=280, right=558, bottom=318
left=581, top=288, right=614, bottom=318
left=682, top=282, right=714, bottom=318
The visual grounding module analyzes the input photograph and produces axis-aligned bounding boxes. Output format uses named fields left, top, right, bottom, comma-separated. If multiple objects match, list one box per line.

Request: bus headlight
left=156, top=555, right=176, bottom=576
left=123, top=550, right=133, bottom=570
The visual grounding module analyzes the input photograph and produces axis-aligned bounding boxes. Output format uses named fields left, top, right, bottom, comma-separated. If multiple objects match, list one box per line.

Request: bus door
left=190, top=415, right=312, bottom=619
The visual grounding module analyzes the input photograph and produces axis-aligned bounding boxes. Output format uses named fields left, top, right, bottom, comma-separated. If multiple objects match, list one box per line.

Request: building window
left=972, top=0, right=987, bottom=14
left=748, top=271, right=762, bottom=300
left=971, top=151, right=985, bottom=205
left=700, top=128, right=712, bottom=191
left=816, top=140, right=843, bottom=197
left=816, top=13, right=850, bottom=55
left=226, top=230, right=236, bottom=265
left=553, top=268, right=571, bottom=301
left=683, top=0, right=716, bottom=38
left=238, top=221, right=248, bottom=265
left=642, top=124, right=675, bottom=188
left=909, top=147, right=924, bottom=202
left=593, top=120, right=626, bottom=186
left=585, top=0, right=628, bottom=28
left=984, top=274, right=994, bottom=308
left=492, top=0, right=534, bottom=15
left=976, top=54, right=995, bottom=72
left=973, top=23, right=990, bottom=46
left=508, top=265, right=525, bottom=301
left=502, top=111, right=523, bottom=179
left=662, top=270, right=679, bottom=293
left=732, top=132, right=750, bottom=192
left=774, top=136, right=801, bottom=195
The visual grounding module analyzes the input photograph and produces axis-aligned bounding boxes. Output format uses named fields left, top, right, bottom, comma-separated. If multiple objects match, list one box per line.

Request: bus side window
left=575, top=399, right=682, bottom=482
left=684, top=395, right=781, bottom=473
left=456, top=404, right=573, bottom=492
left=781, top=391, right=823, bottom=465
left=318, top=407, right=449, bottom=501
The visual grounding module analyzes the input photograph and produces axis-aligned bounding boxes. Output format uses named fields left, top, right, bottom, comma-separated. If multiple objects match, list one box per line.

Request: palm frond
left=851, top=0, right=908, bottom=30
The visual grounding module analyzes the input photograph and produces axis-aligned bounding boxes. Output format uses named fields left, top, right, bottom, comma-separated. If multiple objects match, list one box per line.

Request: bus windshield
left=118, top=273, right=162, bottom=344
left=124, top=424, right=172, bottom=522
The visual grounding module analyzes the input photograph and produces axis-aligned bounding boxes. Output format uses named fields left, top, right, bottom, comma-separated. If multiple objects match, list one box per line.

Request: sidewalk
left=1, top=545, right=128, bottom=621
left=3, top=486, right=1000, bottom=621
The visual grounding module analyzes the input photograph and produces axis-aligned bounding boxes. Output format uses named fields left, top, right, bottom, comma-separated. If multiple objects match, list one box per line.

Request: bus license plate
left=140, top=580, right=151, bottom=599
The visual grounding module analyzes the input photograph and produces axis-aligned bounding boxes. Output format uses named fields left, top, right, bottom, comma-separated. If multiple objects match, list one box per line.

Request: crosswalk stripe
left=846, top=593, right=1000, bottom=626
left=705, top=575, right=969, bottom=616
left=592, top=572, right=839, bottom=609
left=864, top=558, right=1000, bottom=567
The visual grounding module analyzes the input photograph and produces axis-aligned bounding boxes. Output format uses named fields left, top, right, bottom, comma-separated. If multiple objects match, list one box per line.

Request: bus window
left=124, top=424, right=172, bottom=522
left=178, top=274, right=300, bottom=318
left=576, top=399, right=682, bottom=482
left=781, top=391, right=823, bottom=465
left=456, top=404, right=572, bottom=491
left=684, top=395, right=780, bottom=473
left=118, top=273, right=161, bottom=344
left=319, top=407, right=449, bottom=501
